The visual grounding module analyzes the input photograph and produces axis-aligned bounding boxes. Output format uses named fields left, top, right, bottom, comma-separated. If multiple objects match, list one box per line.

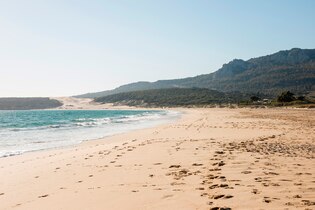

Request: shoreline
left=0, top=108, right=182, bottom=159
left=0, top=108, right=314, bottom=209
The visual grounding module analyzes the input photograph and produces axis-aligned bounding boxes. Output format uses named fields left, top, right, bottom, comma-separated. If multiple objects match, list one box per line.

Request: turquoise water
left=0, top=110, right=178, bottom=157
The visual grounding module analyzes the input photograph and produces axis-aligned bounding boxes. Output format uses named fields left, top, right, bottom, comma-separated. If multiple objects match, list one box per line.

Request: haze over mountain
left=76, top=48, right=315, bottom=98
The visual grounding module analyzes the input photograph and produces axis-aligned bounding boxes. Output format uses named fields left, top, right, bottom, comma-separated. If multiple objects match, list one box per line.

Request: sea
left=0, top=109, right=179, bottom=158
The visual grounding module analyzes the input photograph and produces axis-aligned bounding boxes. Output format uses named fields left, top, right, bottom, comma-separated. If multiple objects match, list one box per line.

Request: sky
left=0, top=0, right=314, bottom=97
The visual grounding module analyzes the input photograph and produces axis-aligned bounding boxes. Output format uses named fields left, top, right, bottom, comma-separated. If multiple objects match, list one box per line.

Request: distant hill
left=94, top=88, right=250, bottom=107
left=0, top=98, right=63, bottom=110
left=76, top=48, right=315, bottom=98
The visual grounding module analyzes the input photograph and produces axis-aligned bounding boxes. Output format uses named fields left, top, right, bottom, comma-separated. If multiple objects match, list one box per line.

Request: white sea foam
left=0, top=110, right=180, bottom=158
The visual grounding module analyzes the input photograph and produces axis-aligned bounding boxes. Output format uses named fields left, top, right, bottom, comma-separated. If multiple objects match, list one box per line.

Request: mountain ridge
left=76, top=48, right=315, bottom=98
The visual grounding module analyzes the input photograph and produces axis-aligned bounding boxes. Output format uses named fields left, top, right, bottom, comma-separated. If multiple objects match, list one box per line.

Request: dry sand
left=0, top=107, right=314, bottom=210
left=52, top=97, right=153, bottom=110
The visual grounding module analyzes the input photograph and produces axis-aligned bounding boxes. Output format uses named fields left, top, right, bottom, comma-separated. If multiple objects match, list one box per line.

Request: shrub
left=277, top=91, right=295, bottom=102
left=250, top=96, right=260, bottom=102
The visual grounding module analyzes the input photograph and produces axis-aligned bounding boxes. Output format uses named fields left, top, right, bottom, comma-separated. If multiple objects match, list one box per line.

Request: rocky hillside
left=77, top=48, right=315, bottom=98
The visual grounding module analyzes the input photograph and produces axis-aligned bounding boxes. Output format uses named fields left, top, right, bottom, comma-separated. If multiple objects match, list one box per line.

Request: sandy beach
left=52, top=97, right=155, bottom=110
left=0, top=107, right=314, bottom=210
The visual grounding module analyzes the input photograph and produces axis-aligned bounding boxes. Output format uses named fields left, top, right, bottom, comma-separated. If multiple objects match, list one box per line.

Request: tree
left=250, top=96, right=260, bottom=102
left=277, top=91, right=295, bottom=102
left=297, top=96, right=305, bottom=101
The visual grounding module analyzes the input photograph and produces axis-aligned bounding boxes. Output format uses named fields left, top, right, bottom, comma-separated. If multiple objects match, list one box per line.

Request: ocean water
left=0, top=109, right=179, bottom=157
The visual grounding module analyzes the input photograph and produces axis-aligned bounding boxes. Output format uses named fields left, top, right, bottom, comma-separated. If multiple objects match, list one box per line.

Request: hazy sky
left=0, top=0, right=314, bottom=97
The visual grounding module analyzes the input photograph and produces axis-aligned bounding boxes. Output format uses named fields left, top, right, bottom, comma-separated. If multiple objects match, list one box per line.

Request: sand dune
left=0, top=108, right=314, bottom=209
left=52, top=97, right=147, bottom=110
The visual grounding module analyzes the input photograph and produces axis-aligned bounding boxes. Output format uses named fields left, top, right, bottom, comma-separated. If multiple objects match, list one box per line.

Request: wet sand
left=0, top=108, right=314, bottom=210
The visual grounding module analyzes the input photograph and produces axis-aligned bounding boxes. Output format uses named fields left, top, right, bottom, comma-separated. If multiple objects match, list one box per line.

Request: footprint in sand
left=38, top=194, right=49, bottom=198
left=209, top=184, right=229, bottom=189
left=224, top=195, right=234, bottom=199
left=169, top=165, right=181, bottom=168
left=192, top=163, right=203, bottom=166
left=293, top=195, right=302, bottom=198
left=263, top=197, right=271, bottom=203
left=301, top=200, right=315, bottom=206
left=212, top=195, right=225, bottom=199
left=210, top=207, right=231, bottom=210
left=252, top=189, right=260, bottom=194
left=162, top=194, right=174, bottom=199
left=211, top=195, right=233, bottom=200
left=170, top=182, right=185, bottom=186
left=207, top=201, right=213, bottom=205
left=279, top=179, right=292, bottom=182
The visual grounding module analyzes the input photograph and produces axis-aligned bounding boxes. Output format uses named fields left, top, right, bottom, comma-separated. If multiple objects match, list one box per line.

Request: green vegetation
left=0, top=98, right=63, bottom=110
left=277, top=91, right=295, bottom=102
left=250, top=96, right=261, bottom=102
left=270, top=91, right=314, bottom=107
left=94, top=87, right=315, bottom=108
left=243, top=91, right=315, bottom=108
left=77, top=48, right=315, bottom=98
left=94, top=88, right=250, bottom=107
